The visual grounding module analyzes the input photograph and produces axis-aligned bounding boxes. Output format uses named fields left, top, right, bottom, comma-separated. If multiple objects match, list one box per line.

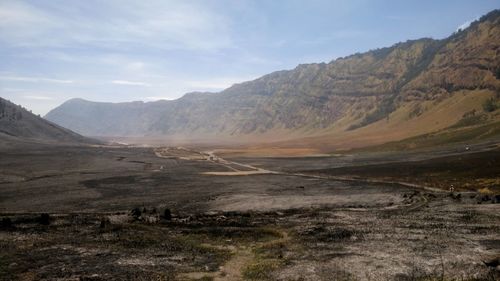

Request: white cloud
left=0, top=90, right=68, bottom=115
left=125, top=61, right=146, bottom=71
left=0, top=88, right=25, bottom=92
left=0, top=1, right=54, bottom=29
left=23, top=95, right=54, bottom=100
left=0, top=0, right=234, bottom=51
left=0, top=76, right=73, bottom=84
left=112, top=80, right=151, bottom=87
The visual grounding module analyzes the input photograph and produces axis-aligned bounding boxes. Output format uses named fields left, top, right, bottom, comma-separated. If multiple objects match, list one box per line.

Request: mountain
left=0, top=97, right=99, bottom=146
left=45, top=10, right=500, bottom=150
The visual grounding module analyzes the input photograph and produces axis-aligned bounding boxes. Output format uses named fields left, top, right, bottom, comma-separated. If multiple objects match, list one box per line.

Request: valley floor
left=0, top=143, right=499, bottom=280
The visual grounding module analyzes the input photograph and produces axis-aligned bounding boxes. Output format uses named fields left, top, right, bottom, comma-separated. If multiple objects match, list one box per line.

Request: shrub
left=39, top=213, right=50, bottom=225
left=99, top=217, right=110, bottom=229
left=163, top=208, right=172, bottom=221
left=131, top=207, right=142, bottom=219
left=2, top=217, right=12, bottom=228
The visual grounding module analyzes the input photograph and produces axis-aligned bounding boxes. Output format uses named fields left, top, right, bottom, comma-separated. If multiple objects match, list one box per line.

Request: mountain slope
left=0, top=97, right=99, bottom=145
left=45, top=10, right=500, bottom=150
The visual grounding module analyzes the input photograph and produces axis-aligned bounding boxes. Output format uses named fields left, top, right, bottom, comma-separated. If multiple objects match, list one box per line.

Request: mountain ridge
left=0, top=97, right=99, bottom=146
left=45, top=10, right=500, bottom=150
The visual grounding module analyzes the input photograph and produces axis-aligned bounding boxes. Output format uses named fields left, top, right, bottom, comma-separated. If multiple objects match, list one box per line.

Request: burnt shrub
left=99, top=217, right=110, bottom=229
left=131, top=207, right=142, bottom=219
left=163, top=208, right=172, bottom=221
left=323, top=228, right=357, bottom=242
left=39, top=213, right=50, bottom=225
left=1, top=217, right=12, bottom=228
left=299, top=226, right=362, bottom=243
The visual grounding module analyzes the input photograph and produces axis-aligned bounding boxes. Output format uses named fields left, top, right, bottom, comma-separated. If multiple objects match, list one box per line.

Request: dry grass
left=478, top=187, right=494, bottom=195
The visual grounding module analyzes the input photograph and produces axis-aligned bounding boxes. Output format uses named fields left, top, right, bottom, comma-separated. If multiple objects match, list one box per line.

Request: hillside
left=45, top=10, right=500, bottom=151
left=0, top=97, right=99, bottom=146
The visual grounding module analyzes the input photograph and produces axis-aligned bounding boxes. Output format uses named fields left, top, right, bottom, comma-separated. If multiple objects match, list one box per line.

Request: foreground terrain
left=1, top=143, right=499, bottom=280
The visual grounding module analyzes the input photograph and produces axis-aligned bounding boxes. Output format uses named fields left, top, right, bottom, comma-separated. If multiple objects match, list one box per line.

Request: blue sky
left=0, top=0, right=498, bottom=115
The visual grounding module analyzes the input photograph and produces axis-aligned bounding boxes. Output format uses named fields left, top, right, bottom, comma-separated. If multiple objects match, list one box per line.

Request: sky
left=0, top=0, right=498, bottom=115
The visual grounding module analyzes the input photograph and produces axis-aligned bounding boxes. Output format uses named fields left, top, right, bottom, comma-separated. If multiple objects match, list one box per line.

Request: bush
left=2, top=217, right=12, bottom=228
left=39, top=213, right=50, bottom=225
left=99, top=217, right=110, bottom=229
left=131, top=207, right=142, bottom=219
left=163, top=208, right=172, bottom=221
